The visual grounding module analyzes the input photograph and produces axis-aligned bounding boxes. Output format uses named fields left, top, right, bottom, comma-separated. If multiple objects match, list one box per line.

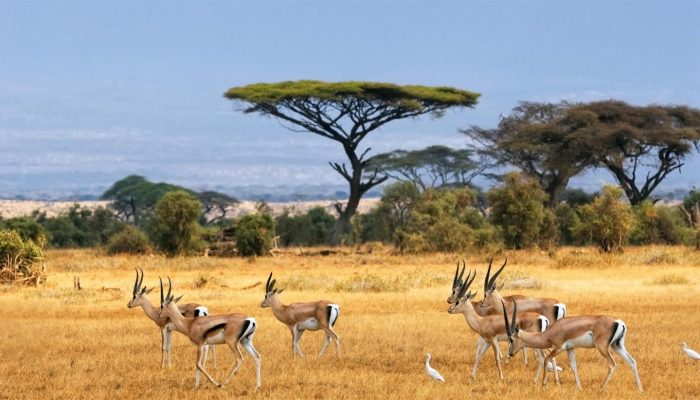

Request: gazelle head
left=447, top=269, right=478, bottom=314
left=157, top=276, right=183, bottom=318
left=447, top=260, right=467, bottom=304
left=477, top=256, right=507, bottom=310
left=127, top=268, right=154, bottom=308
left=503, top=300, right=524, bottom=357
left=261, top=272, right=285, bottom=308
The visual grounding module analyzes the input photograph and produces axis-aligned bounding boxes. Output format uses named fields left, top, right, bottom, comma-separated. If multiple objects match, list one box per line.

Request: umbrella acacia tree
left=225, top=81, right=479, bottom=244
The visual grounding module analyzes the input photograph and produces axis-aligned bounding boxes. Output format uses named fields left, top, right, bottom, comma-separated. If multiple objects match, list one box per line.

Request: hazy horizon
left=2, top=2, right=699, bottom=200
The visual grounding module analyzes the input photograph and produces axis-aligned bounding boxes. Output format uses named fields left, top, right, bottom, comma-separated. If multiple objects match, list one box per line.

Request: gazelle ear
left=174, top=295, right=183, bottom=303
left=277, top=288, right=285, bottom=294
left=145, top=287, right=154, bottom=294
left=140, top=287, right=147, bottom=295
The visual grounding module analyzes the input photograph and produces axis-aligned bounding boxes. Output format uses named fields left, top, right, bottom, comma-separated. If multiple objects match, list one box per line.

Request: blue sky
left=1, top=1, right=699, bottom=199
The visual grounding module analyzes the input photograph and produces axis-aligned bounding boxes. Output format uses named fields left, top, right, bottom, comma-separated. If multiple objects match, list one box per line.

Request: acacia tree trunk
left=330, top=145, right=365, bottom=245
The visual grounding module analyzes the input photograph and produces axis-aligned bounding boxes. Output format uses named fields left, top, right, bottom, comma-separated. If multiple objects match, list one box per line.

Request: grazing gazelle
left=448, top=269, right=550, bottom=381
left=503, top=300, right=643, bottom=392
left=477, top=257, right=567, bottom=323
left=447, top=260, right=530, bottom=364
left=158, top=277, right=261, bottom=390
left=261, top=272, right=340, bottom=358
left=126, top=268, right=216, bottom=368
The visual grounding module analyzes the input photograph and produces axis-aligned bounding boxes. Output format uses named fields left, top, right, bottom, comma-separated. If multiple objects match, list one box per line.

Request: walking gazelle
left=126, top=268, right=216, bottom=368
left=448, top=269, right=550, bottom=381
left=502, top=300, right=643, bottom=392
left=158, top=277, right=261, bottom=390
left=261, top=272, right=340, bottom=357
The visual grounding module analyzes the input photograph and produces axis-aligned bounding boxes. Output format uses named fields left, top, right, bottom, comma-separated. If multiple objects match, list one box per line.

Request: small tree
left=235, top=214, right=275, bottom=256
left=576, top=185, right=634, bottom=252
left=487, top=173, right=550, bottom=249
left=149, top=191, right=203, bottom=256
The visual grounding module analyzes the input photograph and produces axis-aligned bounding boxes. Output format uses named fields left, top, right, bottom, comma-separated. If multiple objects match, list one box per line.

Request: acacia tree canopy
left=225, top=80, right=479, bottom=244
left=570, top=101, right=700, bottom=205
left=462, top=101, right=594, bottom=207
left=368, top=145, right=484, bottom=190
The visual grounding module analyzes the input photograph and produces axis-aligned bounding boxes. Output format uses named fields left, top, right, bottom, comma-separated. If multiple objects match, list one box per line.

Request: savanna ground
left=1, top=246, right=699, bottom=399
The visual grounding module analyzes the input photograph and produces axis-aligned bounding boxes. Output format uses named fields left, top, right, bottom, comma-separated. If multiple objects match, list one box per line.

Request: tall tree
left=368, top=145, right=484, bottom=190
left=225, top=81, right=479, bottom=244
left=571, top=101, right=700, bottom=205
left=101, top=175, right=191, bottom=225
left=462, top=101, right=595, bottom=208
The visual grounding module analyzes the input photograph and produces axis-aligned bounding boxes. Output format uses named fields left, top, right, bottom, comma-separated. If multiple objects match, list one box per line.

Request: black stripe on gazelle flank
left=327, top=305, right=332, bottom=326
left=203, top=323, right=227, bottom=339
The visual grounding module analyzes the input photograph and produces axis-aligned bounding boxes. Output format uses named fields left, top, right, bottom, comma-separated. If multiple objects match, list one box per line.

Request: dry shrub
left=333, top=273, right=408, bottom=293
left=648, top=273, right=690, bottom=286
left=501, top=269, right=545, bottom=290
left=553, top=249, right=611, bottom=269
left=642, top=251, right=678, bottom=265
left=191, top=273, right=222, bottom=289
left=283, top=274, right=335, bottom=291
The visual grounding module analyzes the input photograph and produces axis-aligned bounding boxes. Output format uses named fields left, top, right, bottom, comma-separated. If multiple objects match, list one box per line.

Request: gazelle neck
left=516, top=329, right=551, bottom=349
left=164, top=303, right=193, bottom=334
left=459, top=301, right=485, bottom=333
left=139, top=297, right=164, bottom=324
left=269, top=294, right=288, bottom=322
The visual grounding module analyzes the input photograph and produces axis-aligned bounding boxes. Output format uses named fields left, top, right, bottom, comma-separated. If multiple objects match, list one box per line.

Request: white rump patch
left=538, top=315, right=550, bottom=332
left=554, top=303, right=566, bottom=320
left=611, top=319, right=626, bottom=346
left=329, top=304, right=340, bottom=327
left=194, top=306, right=209, bottom=317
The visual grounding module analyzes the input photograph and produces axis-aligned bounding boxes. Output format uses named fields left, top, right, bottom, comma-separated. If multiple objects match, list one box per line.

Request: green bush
left=148, top=191, right=203, bottom=256
left=275, top=207, right=335, bottom=246
left=0, top=217, right=48, bottom=247
left=487, top=173, right=549, bottom=249
left=235, top=214, right=275, bottom=256
left=576, top=185, right=634, bottom=252
left=106, top=226, right=151, bottom=255
left=0, top=229, right=43, bottom=269
left=630, top=201, right=694, bottom=245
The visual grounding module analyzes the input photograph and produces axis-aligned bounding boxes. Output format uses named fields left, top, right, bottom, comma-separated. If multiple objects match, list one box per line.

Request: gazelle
left=448, top=269, right=550, bottom=381
left=126, top=268, right=216, bottom=368
left=503, top=300, right=643, bottom=392
left=158, top=277, right=261, bottom=390
left=448, top=261, right=530, bottom=364
left=477, top=257, right=567, bottom=323
left=261, top=272, right=340, bottom=357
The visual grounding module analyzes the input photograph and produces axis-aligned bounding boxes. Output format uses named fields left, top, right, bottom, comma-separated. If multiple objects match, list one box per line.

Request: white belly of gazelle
left=563, top=331, right=595, bottom=349
left=297, top=318, right=320, bottom=331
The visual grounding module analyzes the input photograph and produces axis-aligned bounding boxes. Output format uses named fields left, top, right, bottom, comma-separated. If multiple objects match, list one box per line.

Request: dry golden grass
left=1, top=246, right=700, bottom=399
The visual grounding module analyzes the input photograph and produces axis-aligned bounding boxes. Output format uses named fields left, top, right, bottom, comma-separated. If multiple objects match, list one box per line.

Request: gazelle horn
left=167, top=276, right=173, bottom=301
left=484, top=256, right=493, bottom=293
left=510, top=299, right=518, bottom=335
left=138, top=267, right=145, bottom=292
left=159, top=277, right=164, bottom=305
left=133, top=269, right=139, bottom=295
left=453, top=261, right=460, bottom=288
left=487, top=257, right=507, bottom=291
left=502, top=300, right=511, bottom=337
left=266, top=272, right=272, bottom=292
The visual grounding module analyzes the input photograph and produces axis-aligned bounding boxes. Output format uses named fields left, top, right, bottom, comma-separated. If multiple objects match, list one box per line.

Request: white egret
left=680, top=342, right=700, bottom=361
left=425, top=353, right=445, bottom=382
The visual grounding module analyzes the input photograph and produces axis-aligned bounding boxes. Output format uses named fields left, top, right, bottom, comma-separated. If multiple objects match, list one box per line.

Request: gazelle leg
left=160, top=328, right=167, bottom=368
left=327, top=327, right=341, bottom=356
left=597, top=343, right=617, bottom=391
left=471, top=337, right=491, bottom=379
left=195, top=345, right=220, bottom=388
left=523, top=347, right=528, bottom=365
left=294, top=327, right=305, bottom=357
left=491, top=338, right=505, bottom=381
left=612, top=343, right=643, bottom=392
left=567, top=349, right=582, bottom=390
left=241, top=338, right=262, bottom=389
left=552, top=356, right=561, bottom=385
left=475, top=337, right=485, bottom=361
left=165, top=329, right=173, bottom=368
left=209, top=345, right=217, bottom=368
left=533, top=349, right=545, bottom=382
left=221, top=342, right=245, bottom=388
left=319, top=334, right=331, bottom=357
left=542, top=348, right=564, bottom=387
